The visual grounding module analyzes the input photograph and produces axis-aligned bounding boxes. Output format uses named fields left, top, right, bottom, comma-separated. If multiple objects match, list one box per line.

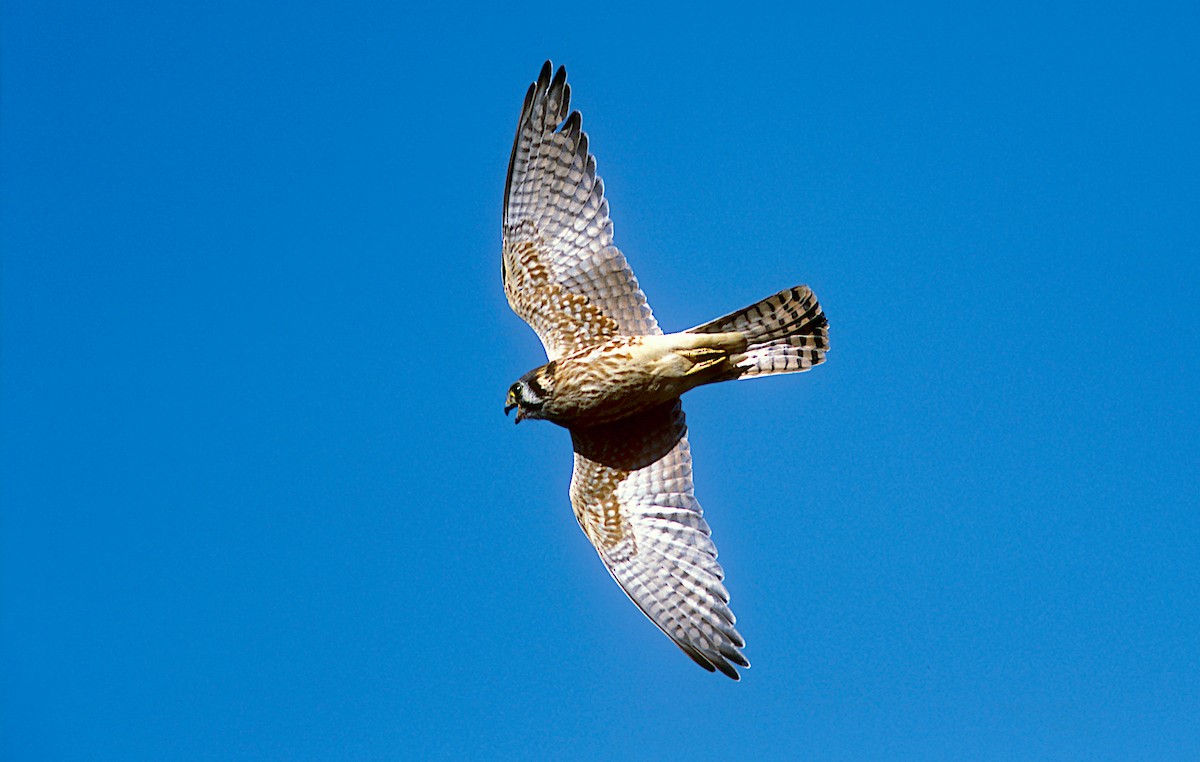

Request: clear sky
left=3, top=1, right=1198, bottom=760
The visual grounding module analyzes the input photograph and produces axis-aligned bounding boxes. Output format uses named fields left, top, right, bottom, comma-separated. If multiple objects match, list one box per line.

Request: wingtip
left=679, top=640, right=747, bottom=680
left=714, top=653, right=747, bottom=681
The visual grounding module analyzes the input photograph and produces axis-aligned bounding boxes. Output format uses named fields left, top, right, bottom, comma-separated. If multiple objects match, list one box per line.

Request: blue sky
left=3, top=1, right=1198, bottom=759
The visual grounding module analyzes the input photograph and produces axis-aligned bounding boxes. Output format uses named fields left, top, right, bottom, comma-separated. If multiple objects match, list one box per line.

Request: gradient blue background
left=4, top=2, right=1198, bottom=759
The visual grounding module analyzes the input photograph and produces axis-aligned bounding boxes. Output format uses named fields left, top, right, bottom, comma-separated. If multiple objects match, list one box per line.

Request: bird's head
left=505, top=362, right=557, bottom=424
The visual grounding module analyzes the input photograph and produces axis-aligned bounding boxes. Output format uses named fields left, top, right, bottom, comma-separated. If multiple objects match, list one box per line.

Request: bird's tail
left=686, top=285, right=829, bottom=380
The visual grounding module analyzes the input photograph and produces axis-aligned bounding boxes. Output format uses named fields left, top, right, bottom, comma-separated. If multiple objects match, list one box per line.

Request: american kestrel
left=502, top=62, right=829, bottom=679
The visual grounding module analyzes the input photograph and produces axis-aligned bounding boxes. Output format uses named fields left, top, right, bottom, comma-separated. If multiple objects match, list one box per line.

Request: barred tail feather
left=687, top=285, right=829, bottom=380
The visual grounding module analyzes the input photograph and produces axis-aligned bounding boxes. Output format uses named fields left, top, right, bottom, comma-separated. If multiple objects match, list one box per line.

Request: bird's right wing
left=568, top=401, right=748, bottom=679
left=502, top=61, right=660, bottom=361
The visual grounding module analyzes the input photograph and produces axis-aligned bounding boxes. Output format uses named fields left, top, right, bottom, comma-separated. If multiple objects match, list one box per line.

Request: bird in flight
left=501, top=62, right=829, bottom=679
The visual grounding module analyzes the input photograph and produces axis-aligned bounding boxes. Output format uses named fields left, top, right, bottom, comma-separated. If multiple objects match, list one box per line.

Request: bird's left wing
left=569, top=401, right=749, bottom=679
left=502, top=61, right=660, bottom=361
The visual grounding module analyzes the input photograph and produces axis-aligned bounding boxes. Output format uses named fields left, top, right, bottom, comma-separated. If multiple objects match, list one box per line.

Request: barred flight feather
left=688, top=285, right=829, bottom=379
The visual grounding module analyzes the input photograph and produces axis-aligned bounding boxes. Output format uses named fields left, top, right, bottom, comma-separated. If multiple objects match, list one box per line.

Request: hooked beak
left=504, top=399, right=524, bottom=424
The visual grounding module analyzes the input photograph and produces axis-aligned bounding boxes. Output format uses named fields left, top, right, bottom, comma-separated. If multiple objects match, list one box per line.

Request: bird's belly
left=548, top=361, right=671, bottom=426
left=545, top=334, right=734, bottom=427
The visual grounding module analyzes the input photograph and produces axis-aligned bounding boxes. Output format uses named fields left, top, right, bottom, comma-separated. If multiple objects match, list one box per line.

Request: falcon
left=502, top=62, right=829, bottom=679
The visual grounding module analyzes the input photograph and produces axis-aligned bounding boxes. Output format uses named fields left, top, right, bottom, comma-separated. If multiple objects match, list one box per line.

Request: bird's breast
left=543, top=334, right=730, bottom=427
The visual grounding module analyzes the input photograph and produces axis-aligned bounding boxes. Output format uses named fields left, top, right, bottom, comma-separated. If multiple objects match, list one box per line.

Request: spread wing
left=569, top=401, right=749, bottom=679
left=502, top=61, right=659, bottom=361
